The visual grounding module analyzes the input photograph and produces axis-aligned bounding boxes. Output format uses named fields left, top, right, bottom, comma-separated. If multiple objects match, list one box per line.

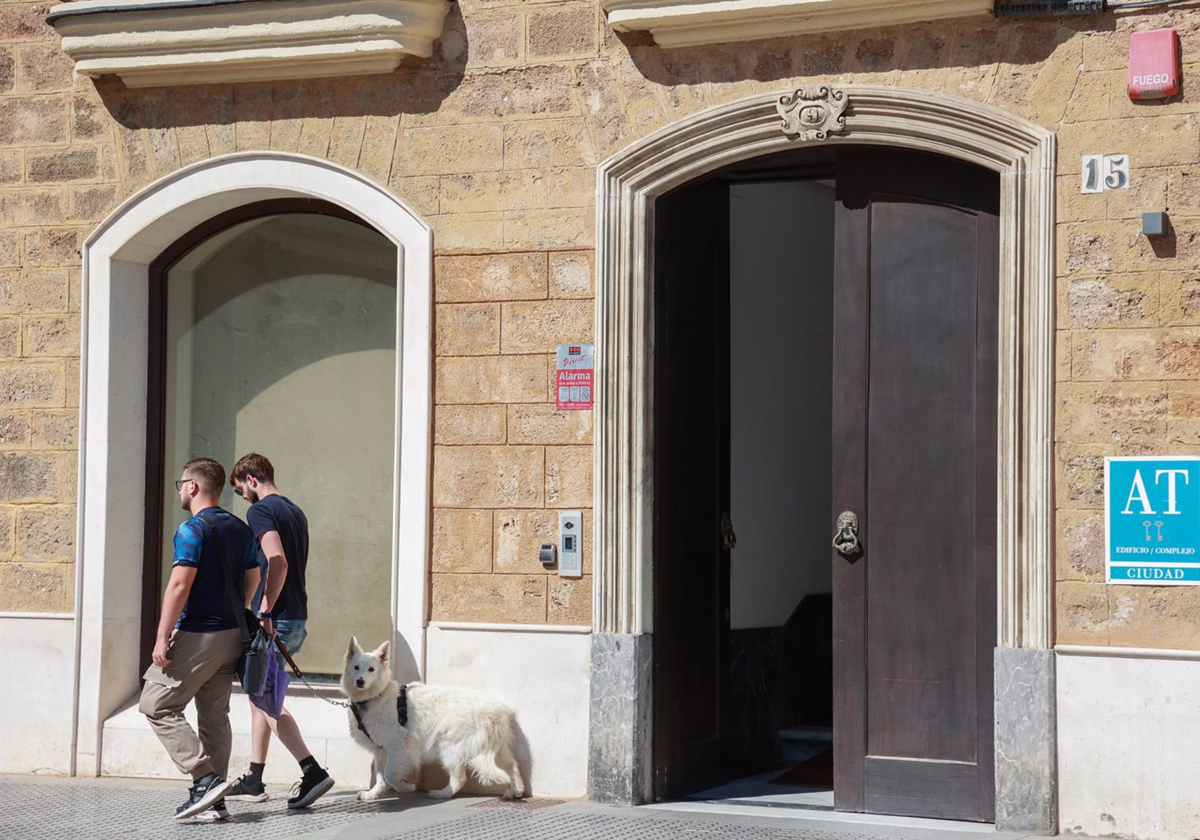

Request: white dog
left=341, top=636, right=526, bottom=802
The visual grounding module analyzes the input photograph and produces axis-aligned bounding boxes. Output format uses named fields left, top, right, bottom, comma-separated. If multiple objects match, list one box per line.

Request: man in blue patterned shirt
left=138, top=457, right=260, bottom=822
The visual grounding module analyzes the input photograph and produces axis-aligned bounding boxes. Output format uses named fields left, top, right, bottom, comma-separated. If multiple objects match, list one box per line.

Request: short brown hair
left=183, top=457, right=226, bottom=497
left=231, top=453, right=275, bottom=487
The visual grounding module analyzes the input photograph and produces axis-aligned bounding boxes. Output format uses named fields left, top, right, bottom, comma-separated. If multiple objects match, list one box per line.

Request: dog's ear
left=375, top=640, right=390, bottom=664
left=346, top=635, right=361, bottom=660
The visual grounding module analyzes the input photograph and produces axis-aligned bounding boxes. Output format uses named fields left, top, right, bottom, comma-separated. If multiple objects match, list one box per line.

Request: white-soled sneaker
left=192, top=802, right=230, bottom=822
left=287, top=768, right=335, bottom=809
left=174, top=774, right=231, bottom=820
left=225, top=775, right=270, bottom=802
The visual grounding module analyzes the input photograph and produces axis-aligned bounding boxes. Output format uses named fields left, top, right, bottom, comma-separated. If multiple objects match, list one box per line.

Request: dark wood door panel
left=864, top=757, right=987, bottom=821
left=832, top=157, right=871, bottom=814
left=653, top=176, right=732, bottom=801
left=834, top=148, right=999, bottom=821
left=866, top=198, right=980, bottom=765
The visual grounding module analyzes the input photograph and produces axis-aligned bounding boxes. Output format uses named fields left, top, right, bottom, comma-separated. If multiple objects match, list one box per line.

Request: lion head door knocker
left=776, top=86, right=848, bottom=142
left=832, top=511, right=861, bottom=558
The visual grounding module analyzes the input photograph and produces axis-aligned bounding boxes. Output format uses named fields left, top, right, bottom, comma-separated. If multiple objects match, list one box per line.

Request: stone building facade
left=0, top=0, right=1198, bottom=837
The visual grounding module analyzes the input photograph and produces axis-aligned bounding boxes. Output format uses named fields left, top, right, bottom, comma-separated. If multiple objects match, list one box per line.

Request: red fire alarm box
left=1128, top=29, right=1180, bottom=101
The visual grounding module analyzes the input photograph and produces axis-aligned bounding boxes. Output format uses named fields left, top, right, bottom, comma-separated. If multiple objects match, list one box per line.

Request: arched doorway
left=589, top=86, right=1057, bottom=832
left=72, top=153, right=432, bottom=778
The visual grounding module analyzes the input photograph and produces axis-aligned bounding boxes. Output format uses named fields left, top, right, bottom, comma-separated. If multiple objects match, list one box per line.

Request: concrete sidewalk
left=0, top=776, right=1085, bottom=840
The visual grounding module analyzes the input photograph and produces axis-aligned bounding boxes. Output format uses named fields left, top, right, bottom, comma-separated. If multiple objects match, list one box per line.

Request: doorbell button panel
left=558, top=511, right=583, bottom=577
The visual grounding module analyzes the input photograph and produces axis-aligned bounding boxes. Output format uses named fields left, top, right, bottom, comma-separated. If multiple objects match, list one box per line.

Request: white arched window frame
left=70, top=152, right=432, bottom=776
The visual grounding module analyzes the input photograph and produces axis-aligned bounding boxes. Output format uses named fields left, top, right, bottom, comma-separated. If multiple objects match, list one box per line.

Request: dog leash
left=272, top=636, right=352, bottom=711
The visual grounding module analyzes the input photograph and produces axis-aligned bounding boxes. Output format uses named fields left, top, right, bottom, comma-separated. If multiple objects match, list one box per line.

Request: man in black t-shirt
left=224, top=453, right=334, bottom=810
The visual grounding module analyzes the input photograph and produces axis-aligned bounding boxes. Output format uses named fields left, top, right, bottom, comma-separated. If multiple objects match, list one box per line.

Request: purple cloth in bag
left=248, top=640, right=290, bottom=720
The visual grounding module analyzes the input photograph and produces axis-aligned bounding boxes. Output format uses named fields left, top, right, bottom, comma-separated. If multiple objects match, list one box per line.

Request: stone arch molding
left=72, top=152, right=432, bottom=776
left=593, top=85, right=1055, bottom=650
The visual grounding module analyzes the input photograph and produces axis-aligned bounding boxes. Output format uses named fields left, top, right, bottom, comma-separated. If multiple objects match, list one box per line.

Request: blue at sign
left=1106, top=457, right=1200, bottom=585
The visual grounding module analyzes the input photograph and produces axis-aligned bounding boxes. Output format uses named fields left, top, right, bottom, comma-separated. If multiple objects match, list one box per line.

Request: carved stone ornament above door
left=776, top=87, right=848, bottom=141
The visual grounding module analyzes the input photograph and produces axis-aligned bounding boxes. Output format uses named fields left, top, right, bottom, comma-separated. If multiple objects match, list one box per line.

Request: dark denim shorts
left=273, top=619, right=307, bottom=657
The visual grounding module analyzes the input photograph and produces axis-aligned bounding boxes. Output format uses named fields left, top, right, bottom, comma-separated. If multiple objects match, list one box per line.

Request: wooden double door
left=653, top=148, right=999, bottom=822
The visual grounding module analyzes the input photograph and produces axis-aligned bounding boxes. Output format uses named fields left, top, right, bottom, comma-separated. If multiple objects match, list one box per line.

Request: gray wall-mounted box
left=558, top=511, right=583, bottom=577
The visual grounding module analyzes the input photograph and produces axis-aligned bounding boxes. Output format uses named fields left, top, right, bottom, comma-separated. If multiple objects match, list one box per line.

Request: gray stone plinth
left=587, top=632, right=653, bottom=805
left=994, top=646, right=1057, bottom=834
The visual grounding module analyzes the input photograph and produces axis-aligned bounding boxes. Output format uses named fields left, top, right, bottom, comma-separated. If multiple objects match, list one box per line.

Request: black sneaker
left=192, top=802, right=229, bottom=823
left=175, top=774, right=231, bottom=820
left=225, top=775, right=270, bottom=802
left=286, top=767, right=335, bottom=809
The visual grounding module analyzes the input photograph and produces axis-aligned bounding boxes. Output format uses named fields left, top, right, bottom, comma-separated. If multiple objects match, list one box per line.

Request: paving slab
left=0, top=776, right=1089, bottom=840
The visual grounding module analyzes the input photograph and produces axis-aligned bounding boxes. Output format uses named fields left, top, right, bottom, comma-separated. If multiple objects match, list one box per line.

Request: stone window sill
left=601, top=0, right=992, bottom=48
left=47, top=0, right=451, bottom=89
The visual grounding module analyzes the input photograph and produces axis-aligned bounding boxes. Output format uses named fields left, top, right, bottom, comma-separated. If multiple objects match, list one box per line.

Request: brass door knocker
left=832, top=511, right=860, bottom=557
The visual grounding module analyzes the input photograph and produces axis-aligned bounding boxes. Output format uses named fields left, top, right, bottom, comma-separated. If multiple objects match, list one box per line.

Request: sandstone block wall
left=0, top=0, right=1198, bottom=642
left=0, top=1, right=80, bottom=611
left=432, top=250, right=594, bottom=624
left=1050, top=16, right=1200, bottom=649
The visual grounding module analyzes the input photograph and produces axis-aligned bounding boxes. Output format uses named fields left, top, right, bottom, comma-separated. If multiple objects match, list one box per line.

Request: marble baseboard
left=994, top=646, right=1057, bottom=834
left=587, top=633, right=653, bottom=804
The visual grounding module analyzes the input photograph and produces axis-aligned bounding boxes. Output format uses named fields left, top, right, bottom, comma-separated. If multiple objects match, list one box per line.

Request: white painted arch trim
left=593, top=85, right=1055, bottom=650
left=73, top=151, right=432, bottom=776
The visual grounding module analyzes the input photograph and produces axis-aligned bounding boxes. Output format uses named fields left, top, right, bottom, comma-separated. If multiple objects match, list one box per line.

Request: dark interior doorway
left=653, top=146, right=999, bottom=822
left=725, top=178, right=837, bottom=790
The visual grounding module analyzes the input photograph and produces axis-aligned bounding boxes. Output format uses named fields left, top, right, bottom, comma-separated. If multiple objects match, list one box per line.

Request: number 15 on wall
left=1081, top=154, right=1130, bottom=194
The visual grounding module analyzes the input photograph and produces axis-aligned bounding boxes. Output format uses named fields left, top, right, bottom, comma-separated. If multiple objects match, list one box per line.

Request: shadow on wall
left=94, top=3, right=470, bottom=129
left=84, top=4, right=1200, bottom=178
left=187, top=217, right=397, bottom=407
left=89, top=6, right=1137, bottom=135
left=614, top=13, right=1114, bottom=91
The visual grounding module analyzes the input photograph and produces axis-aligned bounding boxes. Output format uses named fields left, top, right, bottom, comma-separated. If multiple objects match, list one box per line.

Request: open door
left=652, top=147, right=998, bottom=819
left=832, top=148, right=999, bottom=821
left=653, top=177, right=732, bottom=801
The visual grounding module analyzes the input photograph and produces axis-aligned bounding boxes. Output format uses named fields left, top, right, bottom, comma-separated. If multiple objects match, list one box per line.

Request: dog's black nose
left=356, top=678, right=364, bottom=688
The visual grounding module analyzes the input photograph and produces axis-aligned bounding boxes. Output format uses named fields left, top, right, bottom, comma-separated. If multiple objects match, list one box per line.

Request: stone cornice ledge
left=47, top=0, right=451, bottom=88
left=602, top=0, right=992, bottom=47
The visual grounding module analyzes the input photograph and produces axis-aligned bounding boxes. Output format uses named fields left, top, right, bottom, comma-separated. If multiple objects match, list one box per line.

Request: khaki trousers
left=139, top=627, right=242, bottom=780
